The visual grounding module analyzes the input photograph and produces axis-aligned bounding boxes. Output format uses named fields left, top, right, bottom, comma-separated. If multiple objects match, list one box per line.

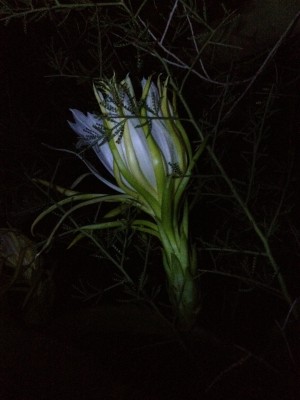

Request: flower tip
left=93, top=84, right=104, bottom=103
left=67, top=120, right=77, bottom=133
left=69, top=108, right=82, bottom=119
left=122, top=73, right=133, bottom=86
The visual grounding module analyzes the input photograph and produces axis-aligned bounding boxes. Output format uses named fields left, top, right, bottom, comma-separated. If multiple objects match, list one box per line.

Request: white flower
left=68, top=75, right=192, bottom=218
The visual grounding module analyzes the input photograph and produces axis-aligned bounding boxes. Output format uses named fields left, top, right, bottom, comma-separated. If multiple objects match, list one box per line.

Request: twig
left=0, top=1, right=124, bottom=22
left=222, top=10, right=300, bottom=121
left=159, top=0, right=179, bottom=46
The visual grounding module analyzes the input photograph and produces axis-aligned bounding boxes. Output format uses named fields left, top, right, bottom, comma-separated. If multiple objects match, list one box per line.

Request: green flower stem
left=157, top=207, right=199, bottom=330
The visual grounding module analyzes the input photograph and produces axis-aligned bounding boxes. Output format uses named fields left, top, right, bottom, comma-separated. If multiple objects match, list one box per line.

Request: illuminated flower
left=68, top=75, right=192, bottom=220
left=67, top=75, right=202, bottom=329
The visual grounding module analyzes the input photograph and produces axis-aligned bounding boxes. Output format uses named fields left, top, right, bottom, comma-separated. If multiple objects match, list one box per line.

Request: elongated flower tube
left=68, top=75, right=202, bottom=329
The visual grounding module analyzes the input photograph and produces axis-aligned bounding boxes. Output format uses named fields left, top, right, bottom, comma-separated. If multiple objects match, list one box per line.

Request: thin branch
left=138, top=13, right=250, bottom=87
left=222, top=10, right=300, bottom=120
left=174, top=81, right=294, bottom=309
left=159, top=0, right=179, bottom=46
left=0, top=1, right=124, bottom=22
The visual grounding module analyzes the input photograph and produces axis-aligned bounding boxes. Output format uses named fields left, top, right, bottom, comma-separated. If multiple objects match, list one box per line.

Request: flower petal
left=68, top=109, right=119, bottom=187
left=124, top=118, right=156, bottom=187
left=150, top=118, right=176, bottom=174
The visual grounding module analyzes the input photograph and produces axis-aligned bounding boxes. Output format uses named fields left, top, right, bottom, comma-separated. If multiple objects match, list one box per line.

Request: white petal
left=93, top=139, right=115, bottom=177
left=68, top=109, right=97, bottom=137
left=123, top=75, right=135, bottom=97
left=141, top=79, right=160, bottom=113
left=151, top=119, right=177, bottom=171
left=68, top=109, right=116, bottom=182
left=125, top=118, right=156, bottom=187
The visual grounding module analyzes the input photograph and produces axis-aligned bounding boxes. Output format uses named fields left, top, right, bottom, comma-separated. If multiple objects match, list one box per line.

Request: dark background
left=1, top=2, right=300, bottom=399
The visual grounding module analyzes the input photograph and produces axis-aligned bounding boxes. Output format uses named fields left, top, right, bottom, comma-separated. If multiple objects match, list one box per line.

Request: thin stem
left=221, top=10, right=300, bottom=121
left=159, top=0, right=179, bottom=46
left=207, top=147, right=293, bottom=306
left=176, top=90, right=294, bottom=309
left=0, top=1, right=124, bottom=21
